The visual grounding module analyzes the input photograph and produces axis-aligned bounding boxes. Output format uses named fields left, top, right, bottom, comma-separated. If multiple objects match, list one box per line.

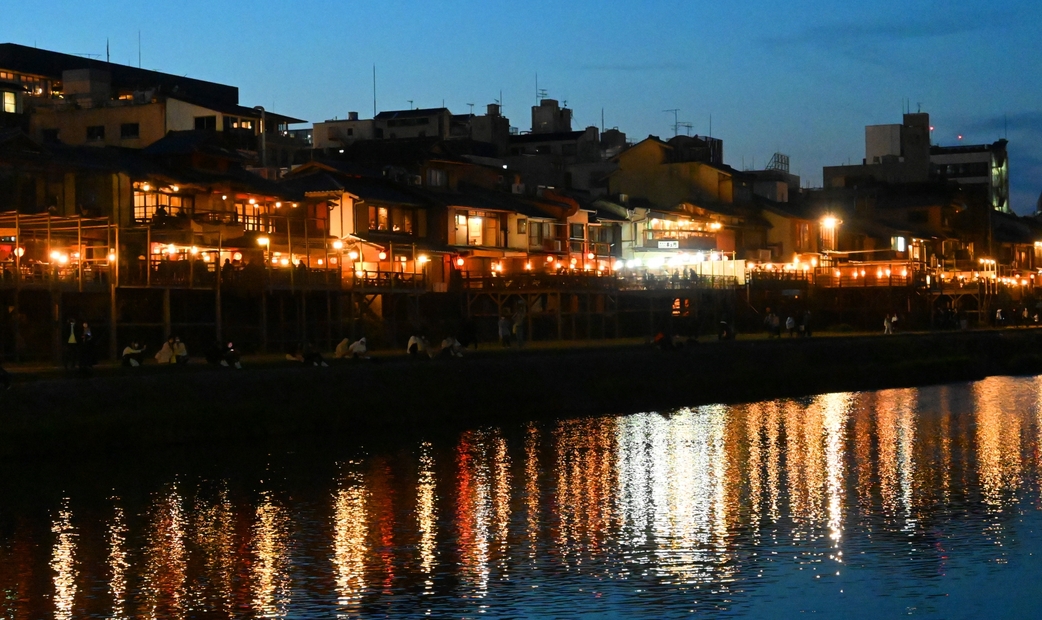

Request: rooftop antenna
left=663, top=109, right=680, bottom=137
left=601, top=108, right=604, bottom=133
left=467, top=103, right=475, bottom=115
left=106, top=38, right=110, bottom=63
left=372, top=64, right=377, bottom=116
left=678, top=122, right=693, bottom=136
left=137, top=30, right=141, bottom=68
left=407, top=99, right=414, bottom=110
left=917, top=102, right=922, bottom=113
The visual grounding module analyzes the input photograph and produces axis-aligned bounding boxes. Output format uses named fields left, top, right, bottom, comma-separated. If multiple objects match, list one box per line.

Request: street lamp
left=257, top=236, right=270, bottom=269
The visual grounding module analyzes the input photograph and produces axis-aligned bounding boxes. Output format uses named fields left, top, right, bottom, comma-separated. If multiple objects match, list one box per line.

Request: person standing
left=883, top=314, right=893, bottom=335
left=63, top=318, right=79, bottom=372
left=78, top=322, right=96, bottom=372
left=785, top=315, right=796, bottom=337
left=498, top=315, right=512, bottom=348
left=512, top=306, right=526, bottom=348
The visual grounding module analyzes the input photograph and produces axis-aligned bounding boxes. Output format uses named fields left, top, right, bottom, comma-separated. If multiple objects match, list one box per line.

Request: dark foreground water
left=2, top=376, right=1041, bottom=619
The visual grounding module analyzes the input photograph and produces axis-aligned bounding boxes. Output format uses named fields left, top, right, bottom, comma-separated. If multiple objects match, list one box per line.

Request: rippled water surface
left=2, top=376, right=1042, bottom=618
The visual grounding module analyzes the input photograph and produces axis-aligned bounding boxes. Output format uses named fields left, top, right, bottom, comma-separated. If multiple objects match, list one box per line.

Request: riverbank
left=3, top=328, right=1041, bottom=458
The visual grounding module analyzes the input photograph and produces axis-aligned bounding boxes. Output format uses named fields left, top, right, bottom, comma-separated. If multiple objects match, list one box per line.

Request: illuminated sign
left=658, top=240, right=679, bottom=249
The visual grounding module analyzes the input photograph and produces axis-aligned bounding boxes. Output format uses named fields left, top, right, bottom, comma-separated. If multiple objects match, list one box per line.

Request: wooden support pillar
left=109, top=282, right=118, bottom=361
left=215, top=231, right=223, bottom=342
left=326, top=291, right=333, bottom=351
left=52, top=289, right=61, bottom=364
left=556, top=292, right=563, bottom=341
left=260, top=291, right=269, bottom=353
left=162, top=288, right=171, bottom=338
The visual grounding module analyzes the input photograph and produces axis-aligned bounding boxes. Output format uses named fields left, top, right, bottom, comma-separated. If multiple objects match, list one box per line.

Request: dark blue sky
left=7, top=1, right=1041, bottom=212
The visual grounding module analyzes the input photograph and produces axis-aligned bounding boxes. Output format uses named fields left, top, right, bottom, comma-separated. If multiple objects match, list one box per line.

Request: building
left=823, top=111, right=1010, bottom=213
left=1, top=43, right=307, bottom=170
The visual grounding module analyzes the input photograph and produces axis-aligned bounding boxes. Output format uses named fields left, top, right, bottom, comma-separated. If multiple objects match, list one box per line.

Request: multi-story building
left=0, top=43, right=306, bottom=170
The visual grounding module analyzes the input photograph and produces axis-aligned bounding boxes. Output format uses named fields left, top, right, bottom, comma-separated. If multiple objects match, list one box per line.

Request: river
left=1, top=375, right=1040, bottom=618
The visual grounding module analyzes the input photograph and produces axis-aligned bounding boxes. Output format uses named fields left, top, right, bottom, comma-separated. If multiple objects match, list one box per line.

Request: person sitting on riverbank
left=173, top=337, right=189, bottom=364
left=122, top=341, right=146, bottom=367
left=155, top=337, right=175, bottom=364
left=437, top=336, right=465, bottom=358
left=300, top=341, right=328, bottom=367
left=222, top=342, right=242, bottom=369
left=348, top=337, right=369, bottom=359
left=408, top=335, right=429, bottom=358
left=334, top=337, right=351, bottom=359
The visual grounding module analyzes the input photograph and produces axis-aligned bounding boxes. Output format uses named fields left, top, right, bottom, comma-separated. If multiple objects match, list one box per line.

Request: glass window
left=86, top=125, right=105, bottom=141
left=120, top=123, right=139, bottom=139
left=468, top=215, right=483, bottom=246
left=2, top=91, right=15, bottom=114
left=194, top=116, right=217, bottom=130
left=517, top=218, right=527, bottom=234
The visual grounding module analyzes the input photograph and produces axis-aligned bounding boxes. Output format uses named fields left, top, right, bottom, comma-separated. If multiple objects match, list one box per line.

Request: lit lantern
left=418, top=254, right=430, bottom=264
left=275, top=202, right=282, bottom=208
left=332, top=240, right=344, bottom=250
left=317, top=258, right=324, bottom=266
left=456, top=257, right=465, bottom=267
left=348, top=250, right=359, bottom=260
left=546, top=255, right=554, bottom=263
left=233, top=252, right=243, bottom=261
left=587, top=252, right=595, bottom=260
left=378, top=251, right=387, bottom=260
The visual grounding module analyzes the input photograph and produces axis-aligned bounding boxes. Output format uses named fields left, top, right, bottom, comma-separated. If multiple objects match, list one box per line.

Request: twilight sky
left=5, top=1, right=1041, bottom=212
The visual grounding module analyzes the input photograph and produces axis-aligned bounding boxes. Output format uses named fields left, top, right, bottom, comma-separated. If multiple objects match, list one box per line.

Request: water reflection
left=332, top=466, right=368, bottom=615
left=50, top=499, right=78, bottom=620
left=4, top=376, right=1042, bottom=617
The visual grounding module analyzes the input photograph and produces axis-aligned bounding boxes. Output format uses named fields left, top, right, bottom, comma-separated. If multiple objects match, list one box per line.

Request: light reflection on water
left=2, top=376, right=1042, bottom=618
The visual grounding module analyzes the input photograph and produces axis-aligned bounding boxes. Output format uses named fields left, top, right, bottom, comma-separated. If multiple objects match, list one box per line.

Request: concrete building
left=822, top=111, right=1010, bottom=213
left=1, top=43, right=306, bottom=169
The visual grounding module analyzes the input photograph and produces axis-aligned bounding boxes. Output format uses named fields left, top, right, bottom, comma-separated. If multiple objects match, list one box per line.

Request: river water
left=2, top=376, right=1041, bottom=619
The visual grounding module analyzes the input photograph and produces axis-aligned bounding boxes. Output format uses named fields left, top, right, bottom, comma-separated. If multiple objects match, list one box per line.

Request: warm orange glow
left=456, top=257, right=465, bottom=267
left=378, top=251, right=388, bottom=260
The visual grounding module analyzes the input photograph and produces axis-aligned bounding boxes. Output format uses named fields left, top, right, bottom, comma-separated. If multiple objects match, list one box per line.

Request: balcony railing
left=461, top=272, right=735, bottom=292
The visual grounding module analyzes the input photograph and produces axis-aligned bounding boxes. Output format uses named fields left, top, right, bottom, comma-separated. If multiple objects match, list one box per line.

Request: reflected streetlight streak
left=251, top=492, right=291, bottom=618
left=333, top=469, right=369, bottom=614
left=192, top=487, right=236, bottom=616
left=50, top=500, right=78, bottom=620
left=416, top=443, right=438, bottom=588
left=108, top=501, right=129, bottom=620
left=140, top=487, right=187, bottom=619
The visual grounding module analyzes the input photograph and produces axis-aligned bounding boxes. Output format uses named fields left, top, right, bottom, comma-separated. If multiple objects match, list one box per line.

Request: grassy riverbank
left=3, top=328, right=1041, bottom=458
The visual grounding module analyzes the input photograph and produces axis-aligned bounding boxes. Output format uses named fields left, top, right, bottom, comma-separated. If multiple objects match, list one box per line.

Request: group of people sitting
left=286, top=341, right=329, bottom=367
left=122, top=337, right=242, bottom=369
left=405, top=334, right=466, bottom=359
left=121, top=335, right=188, bottom=367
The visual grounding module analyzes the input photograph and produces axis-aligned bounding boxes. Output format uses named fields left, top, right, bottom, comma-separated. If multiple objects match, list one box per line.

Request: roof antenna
left=106, top=38, right=110, bottom=64
left=137, top=30, right=141, bottom=68
left=372, top=64, right=377, bottom=116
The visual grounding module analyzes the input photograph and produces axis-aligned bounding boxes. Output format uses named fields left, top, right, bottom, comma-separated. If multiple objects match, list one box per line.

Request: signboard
left=657, top=240, right=679, bottom=249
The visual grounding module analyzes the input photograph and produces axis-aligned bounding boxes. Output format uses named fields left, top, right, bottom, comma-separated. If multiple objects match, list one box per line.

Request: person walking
left=883, top=314, right=893, bottom=335
left=785, top=315, right=796, bottom=337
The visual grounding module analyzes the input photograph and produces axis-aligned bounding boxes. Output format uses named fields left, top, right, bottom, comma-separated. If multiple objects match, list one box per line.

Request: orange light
left=587, top=252, right=595, bottom=260
left=456, top=257, right=465, bottom=267
left=546, top=255, right=554, bottom=263
left=378, top=251, right=387, bottom=260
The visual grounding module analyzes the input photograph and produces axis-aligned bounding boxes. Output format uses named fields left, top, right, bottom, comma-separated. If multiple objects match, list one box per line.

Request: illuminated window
left=133, top=189, right=185, bottom=222
left=2, top=91, right=15, bottom=114
left=796, top=222, right=810, bottom=250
